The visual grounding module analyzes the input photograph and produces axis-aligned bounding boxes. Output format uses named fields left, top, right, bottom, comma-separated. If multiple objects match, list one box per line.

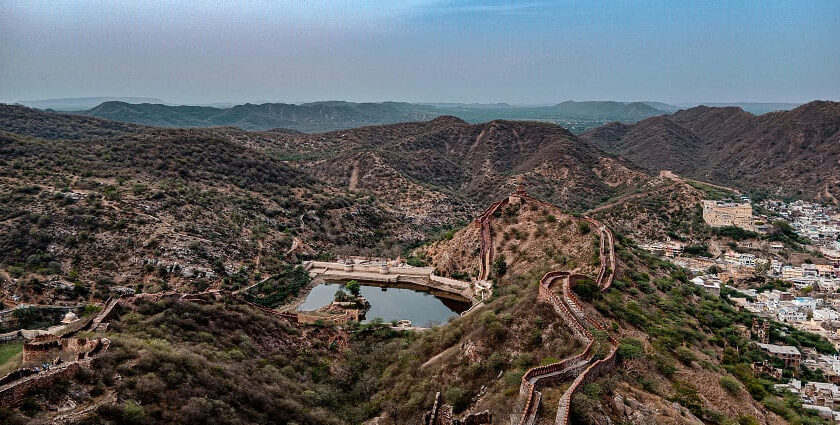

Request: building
left=691, top=275, right=721, bottom=296
left=757, top=343, right=802, bottom=368
left=702, top=200, right=756, bottom=231
left=783, top=266, right=804, bottom=280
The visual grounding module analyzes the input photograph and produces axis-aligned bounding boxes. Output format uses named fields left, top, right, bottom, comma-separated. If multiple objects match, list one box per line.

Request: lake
left=297, top=282, right=470, bottom=327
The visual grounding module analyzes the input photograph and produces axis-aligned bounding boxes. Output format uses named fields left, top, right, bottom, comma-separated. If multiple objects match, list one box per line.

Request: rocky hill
left=289, top=116, right=647, bottom=212
left=2, top=104, right=833, bottom=425
left=581, top=100, right=840, bottom=203
left=0, top=105, right=645, bottom=306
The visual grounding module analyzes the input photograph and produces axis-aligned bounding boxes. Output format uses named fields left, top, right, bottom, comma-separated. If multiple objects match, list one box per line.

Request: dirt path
left=348, top=160, right=360, bottom=191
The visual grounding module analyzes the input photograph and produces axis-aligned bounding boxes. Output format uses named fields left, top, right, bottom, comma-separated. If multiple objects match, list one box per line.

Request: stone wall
left=555, top=345, right=618, bottom=425
left=0, top=362, right=81, bottom=407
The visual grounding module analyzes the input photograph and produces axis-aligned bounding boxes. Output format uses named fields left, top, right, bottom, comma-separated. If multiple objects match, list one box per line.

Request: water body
left=297, top=282, right=469, bottom=327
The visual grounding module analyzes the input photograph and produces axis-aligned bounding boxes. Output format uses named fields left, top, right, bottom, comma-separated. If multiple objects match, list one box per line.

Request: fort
left=702, top=199, right=756, bottom=231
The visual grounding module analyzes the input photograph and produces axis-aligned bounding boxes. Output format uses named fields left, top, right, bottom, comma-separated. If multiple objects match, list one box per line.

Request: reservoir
left=297, top=282, right=470, bottom=327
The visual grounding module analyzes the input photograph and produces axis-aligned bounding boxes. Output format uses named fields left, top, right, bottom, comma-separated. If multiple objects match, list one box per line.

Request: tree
left=492, top=257, right=507, bottom=277
left=345, top=280, right=361, bottom=297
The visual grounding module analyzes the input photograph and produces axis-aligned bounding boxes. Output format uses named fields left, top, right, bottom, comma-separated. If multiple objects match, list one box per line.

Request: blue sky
left=1, top=0, right=838, bottom=104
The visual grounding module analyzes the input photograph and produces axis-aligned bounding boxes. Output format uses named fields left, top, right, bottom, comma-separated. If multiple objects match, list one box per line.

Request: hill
left=79, top=101, right=441, bottom=133
left=16, top=97, right=164, bottom=111
left=287, top=116, right=647, bottom=212
left=0, top=105, right=645, bottom=306
left=683, top=102, right=802, bottom=115
left=70, top=100, right=674, bottom=134
left=3, top=191, right=828, bottom=425
left=581, top=100, right=840, bottom=203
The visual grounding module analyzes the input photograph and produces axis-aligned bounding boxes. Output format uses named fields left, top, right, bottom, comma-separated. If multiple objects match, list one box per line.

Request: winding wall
left=472, top=191, right=618, bottom=425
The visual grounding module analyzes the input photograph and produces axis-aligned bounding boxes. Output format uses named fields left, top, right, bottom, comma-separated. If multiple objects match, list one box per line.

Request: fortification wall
left=0, top=362, right=81, bottom=407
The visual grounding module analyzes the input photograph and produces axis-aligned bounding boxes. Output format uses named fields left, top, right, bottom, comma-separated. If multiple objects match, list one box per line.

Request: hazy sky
left=2, top=0, right=838, bottom=105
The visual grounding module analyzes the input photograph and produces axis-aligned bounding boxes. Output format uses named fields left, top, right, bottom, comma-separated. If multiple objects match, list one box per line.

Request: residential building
left=757, top=343, right=802, bottom=368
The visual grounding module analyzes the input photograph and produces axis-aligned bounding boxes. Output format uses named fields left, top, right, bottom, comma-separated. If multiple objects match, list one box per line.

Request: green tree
left=345, top=280, right=361, bottom=297
left=492, top=257, right=507, bottom=277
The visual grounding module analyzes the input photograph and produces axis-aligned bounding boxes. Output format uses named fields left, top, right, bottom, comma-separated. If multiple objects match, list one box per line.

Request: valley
left=0, top=102, right=839, bottom=425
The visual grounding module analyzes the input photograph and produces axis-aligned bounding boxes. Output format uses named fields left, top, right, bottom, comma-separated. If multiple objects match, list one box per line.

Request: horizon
left=2, top=1, right=839, bottom=105
left=8, top=97, right=821, bottom=109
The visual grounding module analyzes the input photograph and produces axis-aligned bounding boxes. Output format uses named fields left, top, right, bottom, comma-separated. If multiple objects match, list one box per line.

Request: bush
left=444, top=386, right=470, bottom=413
left=572, top=278, right=599, bottom=301
left=492, top=256, right=507, bottom=277
left=683, top=244, right=713, bottom=257
left=737, top=415, right=760, bottom=425
left=122, top=400, right=145, bottom=425
left=670, top=381, right=703, bottom=418
left=719, top=376, right=741, bottom=396
left=617, top=338, right=645, bottom=361
left=674, top=347, right=696, bottom=365
left=577, top=222, right=591, bottom=235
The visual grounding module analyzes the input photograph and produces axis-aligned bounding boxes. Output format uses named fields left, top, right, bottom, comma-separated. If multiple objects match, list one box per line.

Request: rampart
left=0, top=337, right=110, bottom=407
left=477, top=189, right=619, bottom=425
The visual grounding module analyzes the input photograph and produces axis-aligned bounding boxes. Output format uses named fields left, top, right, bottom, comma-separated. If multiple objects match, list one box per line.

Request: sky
left=1, top=0, right=839, bottom=105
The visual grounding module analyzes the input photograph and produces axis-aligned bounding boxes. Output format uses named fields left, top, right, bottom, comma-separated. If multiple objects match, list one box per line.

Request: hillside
left=0, top=103, right=146, bottom=140
left=79, top=101, right=441, bottom=133
left=0, top=105, right=646, bottom=307
left=581, top=100, right=840, bottom=203
left=289, top=116, right=647, bottom=212
left=3, top=191, right=827, bottom=425
left=69, top=100, right=674, bottom=134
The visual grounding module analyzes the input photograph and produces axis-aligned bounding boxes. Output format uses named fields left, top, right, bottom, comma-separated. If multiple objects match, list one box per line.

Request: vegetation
left=244, top=265, right=311, bottom=308
left=345, top=280, right=361, bottom=297
left=0, top=342, right=23, bottom=366
left=492, top=256, right=507, bottom=277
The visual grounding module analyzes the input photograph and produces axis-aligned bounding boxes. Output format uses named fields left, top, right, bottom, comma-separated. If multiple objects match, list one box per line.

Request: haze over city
left=2, top=0, right=839, bottom=105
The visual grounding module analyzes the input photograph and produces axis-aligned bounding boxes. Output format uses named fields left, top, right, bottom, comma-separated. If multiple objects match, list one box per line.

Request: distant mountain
left=417, top=102, right=516, bottom=109
left=581, top=100, right=840, bottom=203
left=17, top=97, right=164, bottom=111
left=548, top=100, right=667, bottom=121
left=72, top=99, right=674, bottom=133
left=641, top=101, right=681, bottom=113
left=79, top=101, right=441, bottom=133
left=676, top=102, right=802, bottom=115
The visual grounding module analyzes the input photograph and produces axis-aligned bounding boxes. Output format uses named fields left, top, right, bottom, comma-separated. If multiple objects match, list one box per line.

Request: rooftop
left=758, top=343, right=801, bottom=356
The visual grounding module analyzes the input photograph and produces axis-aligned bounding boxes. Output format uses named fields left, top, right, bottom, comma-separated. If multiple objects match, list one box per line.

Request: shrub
left=653, top=354, right=677, bottom=377
left=674, top=347, right=696, bottom=365
left=719, top=376, right=741, bottom=396
left=122, top=400, right=145, bottom=425
left=737, top=415, right=760, bottom=425
left=617, top=338, right=645, bottom=361
left=492, top=256, right=507, bottom=277
left=444, top=386, right=470, bottom=412
left=572, top=278, right=599, bottom=301
left=670, top=381, right=703, bottom=418
left=577, top=222, right=591, bottom=235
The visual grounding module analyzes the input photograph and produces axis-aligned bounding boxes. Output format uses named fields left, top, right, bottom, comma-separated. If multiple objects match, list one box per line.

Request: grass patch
left=0, top=342, right=23, bottom=366
left=0, top=342, right=23, bottom=376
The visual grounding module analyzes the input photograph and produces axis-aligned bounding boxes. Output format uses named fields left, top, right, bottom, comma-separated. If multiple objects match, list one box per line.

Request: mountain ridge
left=581, top=100, right=840, bottom=203
left=58, top=99, right=680, bottom=133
